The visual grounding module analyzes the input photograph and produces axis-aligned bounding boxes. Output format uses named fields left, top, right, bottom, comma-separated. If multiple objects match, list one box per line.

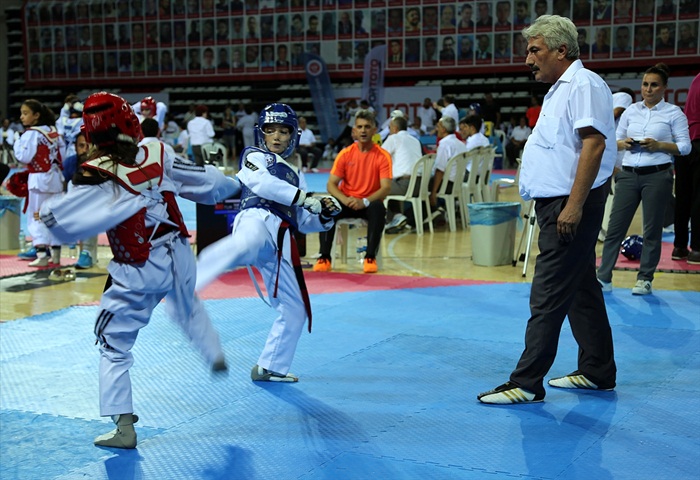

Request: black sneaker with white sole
left=477, top=381, right=544, bottom=404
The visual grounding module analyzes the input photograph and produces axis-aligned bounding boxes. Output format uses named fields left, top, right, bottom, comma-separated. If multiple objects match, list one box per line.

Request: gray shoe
left=385, top=213, right=407, bottom=230
left=631, top=280, right=652, bottom=295
left=94, top=413, right=139, bottom=449
left=597, top=277, right=612, bottom=293
left=251, top=365, right=298, bottom=382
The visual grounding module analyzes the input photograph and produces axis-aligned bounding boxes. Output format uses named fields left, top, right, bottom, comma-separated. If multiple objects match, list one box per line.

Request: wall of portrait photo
left=23, top=0, right=699, bottom=84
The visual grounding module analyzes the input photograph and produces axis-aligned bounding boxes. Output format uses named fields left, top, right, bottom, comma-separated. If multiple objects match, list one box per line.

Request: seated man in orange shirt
left=312, top=109, right=393, bottom=273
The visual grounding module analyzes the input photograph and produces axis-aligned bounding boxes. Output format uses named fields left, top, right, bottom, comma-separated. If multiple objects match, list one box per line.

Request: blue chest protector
left=239, top=147, right=300, bottom=229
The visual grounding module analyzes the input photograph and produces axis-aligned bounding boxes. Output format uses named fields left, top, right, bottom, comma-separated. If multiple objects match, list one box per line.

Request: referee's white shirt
left=519, top=59, right=617, bottom=200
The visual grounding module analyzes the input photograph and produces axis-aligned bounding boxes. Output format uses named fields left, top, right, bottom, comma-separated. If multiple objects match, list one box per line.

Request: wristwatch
left=362, top=198, right=370, bottom=207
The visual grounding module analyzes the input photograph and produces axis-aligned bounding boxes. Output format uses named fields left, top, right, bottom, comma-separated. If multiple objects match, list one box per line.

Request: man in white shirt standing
left=382, top=115, right=423, bottom=231
left=187, top=104, right=215, bottom=166
left=417, top=98, right=437, bottom=134
left=297, top=116, right=323, bottom=172
left=478, top=15, right=617, bottom=405
left=434, top=94, right=460, bottom=126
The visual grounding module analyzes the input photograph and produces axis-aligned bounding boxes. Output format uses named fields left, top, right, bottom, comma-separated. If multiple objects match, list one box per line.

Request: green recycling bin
left=468, top=202, right=521, bottom=266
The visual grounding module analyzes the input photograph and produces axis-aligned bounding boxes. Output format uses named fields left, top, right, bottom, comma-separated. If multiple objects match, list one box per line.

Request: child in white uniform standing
left=12, top=99, right=65, bottom=266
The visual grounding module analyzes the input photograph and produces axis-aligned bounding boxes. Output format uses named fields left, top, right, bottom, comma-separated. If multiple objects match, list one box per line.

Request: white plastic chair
left=332, top=218, right=383, bottom=268
left=200, top=142, right=228, bottom=170
left=383, top=154, right=435, bottom=235
left=437, top=152, right=470, bottom=231
left=461, top=148, right=483, bottom=205
left=491, top=157, right=522, bottom=202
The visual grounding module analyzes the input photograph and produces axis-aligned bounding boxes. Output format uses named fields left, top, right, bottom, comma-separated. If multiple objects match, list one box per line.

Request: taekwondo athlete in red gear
left=39, top=92, right=241, bottom=449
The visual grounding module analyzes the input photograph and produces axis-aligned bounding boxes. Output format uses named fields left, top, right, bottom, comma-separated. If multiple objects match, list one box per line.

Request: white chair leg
left=424, top=199, right=433, bottom=234
left=413, top=199, right=424, bottom=235
left=446, top=200, right=456, bottom=232
left=339, top=222, right=350, bottom=264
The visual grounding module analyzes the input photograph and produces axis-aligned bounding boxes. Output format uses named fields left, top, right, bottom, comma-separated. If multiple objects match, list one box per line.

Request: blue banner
left=302, top=53, right=339, bottom=143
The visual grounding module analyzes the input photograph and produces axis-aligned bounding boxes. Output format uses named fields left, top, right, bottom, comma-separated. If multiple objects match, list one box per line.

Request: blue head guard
left=254, top=103, right=301, bottom=159
left=620, top=234, right=643, bottom=261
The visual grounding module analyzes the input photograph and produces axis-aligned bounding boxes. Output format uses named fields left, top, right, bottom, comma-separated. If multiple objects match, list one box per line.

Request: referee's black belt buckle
left=621, top=163, right=672, bottom=175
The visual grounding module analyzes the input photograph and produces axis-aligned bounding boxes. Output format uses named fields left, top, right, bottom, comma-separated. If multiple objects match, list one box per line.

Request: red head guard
left=140, top=96, right=157, bottom=117
left=82, top=92, right=143, bottom=147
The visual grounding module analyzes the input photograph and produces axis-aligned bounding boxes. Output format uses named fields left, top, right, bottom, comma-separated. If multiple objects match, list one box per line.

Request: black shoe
left=477, top=381, right=544, bottom=404
left=548, top=370, right=615, bottom=391
left=688, top=251, right=700, bottom=265
left=671, top=247, right=689, bottom=260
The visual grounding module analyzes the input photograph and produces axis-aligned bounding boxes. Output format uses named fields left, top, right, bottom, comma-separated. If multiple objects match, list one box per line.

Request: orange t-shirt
left=331, top=142, right=393, bottom=199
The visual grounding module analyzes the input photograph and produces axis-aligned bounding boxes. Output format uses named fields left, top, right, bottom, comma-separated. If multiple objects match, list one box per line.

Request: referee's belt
left=621, top=163, right=672, bottom=175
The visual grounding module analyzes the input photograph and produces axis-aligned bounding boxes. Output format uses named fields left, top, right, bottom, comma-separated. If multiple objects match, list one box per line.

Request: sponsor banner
left=361, top=45, right=387, bottom=125
left=303, top=53, right=339, bottom=142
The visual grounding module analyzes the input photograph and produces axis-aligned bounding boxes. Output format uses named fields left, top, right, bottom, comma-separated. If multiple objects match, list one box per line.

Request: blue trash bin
left=467, top=202, right=521, bottom=266
left=0, top=195, right=22, bottom=250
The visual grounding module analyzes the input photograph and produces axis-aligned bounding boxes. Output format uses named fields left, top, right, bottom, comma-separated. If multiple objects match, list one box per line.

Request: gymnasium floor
left=1, top=172, right=699, bottom=479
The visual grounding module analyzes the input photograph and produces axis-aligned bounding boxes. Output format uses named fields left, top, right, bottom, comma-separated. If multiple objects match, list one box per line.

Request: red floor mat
left=198, top=269, right=492, bottom=300
left=597, top=242, right=700, bottom=274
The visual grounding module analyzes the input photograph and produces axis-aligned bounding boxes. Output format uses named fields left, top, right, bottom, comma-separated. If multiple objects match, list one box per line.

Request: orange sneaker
left=363, top=257, right=378, bottom=273
left=312, top=258, right=332, bottom=272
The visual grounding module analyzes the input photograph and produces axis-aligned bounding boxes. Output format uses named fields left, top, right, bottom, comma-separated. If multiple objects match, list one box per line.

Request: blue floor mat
left=1, top=284, right=699, bottom=479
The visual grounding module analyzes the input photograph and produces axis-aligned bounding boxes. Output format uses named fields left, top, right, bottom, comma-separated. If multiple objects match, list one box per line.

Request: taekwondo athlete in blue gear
left=195, top=103, right=342, bottom=382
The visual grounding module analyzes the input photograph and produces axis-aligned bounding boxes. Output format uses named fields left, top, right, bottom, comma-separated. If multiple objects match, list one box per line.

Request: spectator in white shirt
left=175, top=122, right=190, bottom=156
left=236, top=105, right=257, bottom=149
left=187, top=104, right=215, bottom=166
left=505, top=116, right=532, bottom=168
left=417, top=98, right=437, bottom=133
left=410, top=117, right=427, bottom=137
left=434, top=94, right=460, bottom=126
left=459, top=114, right=491, bottom=176
left=1, top=118, right=15, bottom=145
left=382, top=115, right=423, bottom=230
left=297, top=116, right=323, bottom=172
left=430, top=115, right=467, bottom=210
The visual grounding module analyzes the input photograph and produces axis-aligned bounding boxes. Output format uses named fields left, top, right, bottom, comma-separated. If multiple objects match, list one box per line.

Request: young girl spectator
left=12, top=99, right=65, bottom=266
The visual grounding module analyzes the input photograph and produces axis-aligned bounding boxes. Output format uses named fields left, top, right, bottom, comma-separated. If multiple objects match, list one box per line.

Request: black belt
left=621, top=163, right=672, bottom=175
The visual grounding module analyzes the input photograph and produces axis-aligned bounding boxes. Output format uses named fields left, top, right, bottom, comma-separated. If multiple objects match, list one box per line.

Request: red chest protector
left=27, top=126, right=62, bottom=173
left=84, top=142, right=189, bottom=264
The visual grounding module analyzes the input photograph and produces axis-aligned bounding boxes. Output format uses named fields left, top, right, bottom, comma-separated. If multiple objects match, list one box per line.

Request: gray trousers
left=386, top=176, right=413, bottom=221
left=597, top=167, right=674, bottom=283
